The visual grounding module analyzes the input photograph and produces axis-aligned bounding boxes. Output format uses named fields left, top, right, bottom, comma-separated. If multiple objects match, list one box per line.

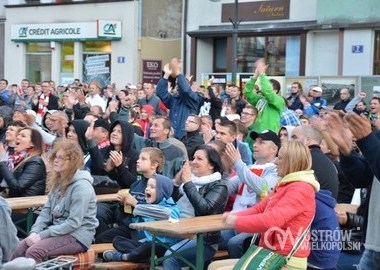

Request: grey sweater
left=0, top=197, right=18, bottom=268
left=31, top=170, right=98, bottom=248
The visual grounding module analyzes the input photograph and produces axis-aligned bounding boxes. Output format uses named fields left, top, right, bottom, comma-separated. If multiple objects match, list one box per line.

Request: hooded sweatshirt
left=132, top=174, right=180, bottom=245
left=68, top=120, right=90, bottom=154
left=91, top=120, right=139, bottom=188
left=308, top=190, right=341, bottom=269
left=235, top=170, right=320, bottom=268
left=30, top=170, right=98, bottom=249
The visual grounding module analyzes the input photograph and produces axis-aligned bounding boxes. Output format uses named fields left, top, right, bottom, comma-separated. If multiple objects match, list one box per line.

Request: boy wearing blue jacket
left=103, top=174, right=180, bottom=262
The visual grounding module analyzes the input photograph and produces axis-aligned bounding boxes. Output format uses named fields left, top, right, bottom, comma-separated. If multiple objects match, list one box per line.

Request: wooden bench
left=88, top=245, right=229, bottom=269
left=212, top=250, right=229, bottom=261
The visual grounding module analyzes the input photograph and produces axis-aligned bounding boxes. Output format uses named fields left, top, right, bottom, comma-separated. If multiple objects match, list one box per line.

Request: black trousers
left=113, top=237, right=166, bottom=263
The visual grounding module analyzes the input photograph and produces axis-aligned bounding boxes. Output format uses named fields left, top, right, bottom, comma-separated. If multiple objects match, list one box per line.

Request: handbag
left=233, top=220, right=312, bottom=270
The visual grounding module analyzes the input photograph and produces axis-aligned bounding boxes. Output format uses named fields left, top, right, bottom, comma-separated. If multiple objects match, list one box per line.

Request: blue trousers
left=358, top=249, right=380, bottom=269
left=162, top=239, right=216, bottom=270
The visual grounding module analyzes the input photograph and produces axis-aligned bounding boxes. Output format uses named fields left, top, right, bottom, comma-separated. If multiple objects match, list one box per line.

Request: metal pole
left=231, top=0, right=239, bottom=84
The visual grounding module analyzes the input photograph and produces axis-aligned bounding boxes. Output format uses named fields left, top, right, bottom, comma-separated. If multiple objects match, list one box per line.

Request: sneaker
left=103, top=250, right=123, bottom=262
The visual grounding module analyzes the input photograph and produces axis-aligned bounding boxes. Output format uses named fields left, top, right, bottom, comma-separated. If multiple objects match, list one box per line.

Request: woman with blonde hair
left=11, top=139, right=98, bottom=263
left=209, top=141, right=320, bottom=270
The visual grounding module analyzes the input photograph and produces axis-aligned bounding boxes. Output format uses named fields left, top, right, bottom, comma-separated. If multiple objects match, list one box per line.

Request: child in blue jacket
left=103, top=174, right=180, bottom=262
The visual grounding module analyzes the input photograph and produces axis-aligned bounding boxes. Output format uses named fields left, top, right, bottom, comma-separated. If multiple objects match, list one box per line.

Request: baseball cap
left=94, top=118, right=110, bottom=132
left=250, top=129, right=281, bottom=150
left=312, top=86, right=323, bottom=93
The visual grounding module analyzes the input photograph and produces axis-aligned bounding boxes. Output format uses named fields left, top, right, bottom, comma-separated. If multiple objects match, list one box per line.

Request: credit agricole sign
left=11, top=20, right=122, bottom=42
left=222, top=0, right=290, bottom=22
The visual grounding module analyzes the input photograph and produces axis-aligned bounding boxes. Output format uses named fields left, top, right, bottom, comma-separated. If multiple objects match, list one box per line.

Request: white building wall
left=4, top=1, right=138, bottom=86
left=305, top=30, right=339, bottom=76
left=186, top=0, right=318, bottom=78
left=343, top=29, right=373, bottom=75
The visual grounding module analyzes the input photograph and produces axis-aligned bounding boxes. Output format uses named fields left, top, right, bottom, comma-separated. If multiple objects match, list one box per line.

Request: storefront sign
left=142, top=60, right=162, bottom=85
left=222, top=0, right=290, bottom=22
left=11, top=21, right=122, bottom=42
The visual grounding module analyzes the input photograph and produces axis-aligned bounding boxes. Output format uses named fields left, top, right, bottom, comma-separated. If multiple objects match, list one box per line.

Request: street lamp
left=210, top=0, right=240, bottom=84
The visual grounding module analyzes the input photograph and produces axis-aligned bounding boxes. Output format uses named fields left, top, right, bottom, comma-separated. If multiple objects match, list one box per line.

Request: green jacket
left=244, top=74, right=285, bottom=137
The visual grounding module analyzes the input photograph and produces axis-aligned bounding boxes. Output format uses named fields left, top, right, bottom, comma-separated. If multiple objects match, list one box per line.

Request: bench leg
left=196, top=233, right=204, bottom=270
left=150, top=235, right=156, bottom=270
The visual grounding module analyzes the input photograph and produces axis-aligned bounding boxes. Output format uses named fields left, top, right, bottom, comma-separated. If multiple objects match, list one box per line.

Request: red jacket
left=235, top=170, right=320, bottom=258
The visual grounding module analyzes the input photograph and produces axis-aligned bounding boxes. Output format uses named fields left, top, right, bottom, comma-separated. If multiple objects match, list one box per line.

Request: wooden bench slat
left=213, top=250, right=229, bottom=260
left=91, top=261, right=150, bottom=270
left=90, top=243, right=115, bottom=254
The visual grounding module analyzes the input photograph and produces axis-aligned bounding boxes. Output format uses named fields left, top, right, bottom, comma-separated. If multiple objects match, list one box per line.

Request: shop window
left=26, top=42, right=52, bottom=84
left=237, top=35, right=300, bottom=76
left=214, top=38, right=227, bottom=72
left=61, top=42, right=74, bottom=85
left=374, top=31, right=380, bottom=75
left=82, top=41, right=111, bottom=87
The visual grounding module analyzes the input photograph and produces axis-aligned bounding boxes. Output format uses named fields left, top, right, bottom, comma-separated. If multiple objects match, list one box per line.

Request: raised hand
left=163, top=63, right=172, bottom=78
left=225, top=142, right=241, bottom=164
left=344, top=112, right=372, bottom=141
left=325, top=111, right=353, bottom=156
left=109, top=150, right=123, bottom=167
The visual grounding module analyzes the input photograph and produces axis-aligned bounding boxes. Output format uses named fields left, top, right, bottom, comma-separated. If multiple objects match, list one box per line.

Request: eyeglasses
left=187, top=120, right=198, bottom=124
left=53, top=155, right=69, bottom=162
left=241, top=111, right=255, bottom=116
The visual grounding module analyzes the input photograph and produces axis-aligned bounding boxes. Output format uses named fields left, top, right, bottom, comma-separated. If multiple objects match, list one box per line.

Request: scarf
left=178, top=172, right=222, bottom=218
left=36, top=93, right=49, bottom=125
left=98, top=139, right=110, bottom=149
left=7, top=150, right=29, bottom=172
left=0, top=150, right=29, bottom=188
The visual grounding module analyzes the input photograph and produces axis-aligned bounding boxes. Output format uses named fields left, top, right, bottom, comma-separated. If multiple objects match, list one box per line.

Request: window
left=82, top=41, right=111, bottom=87
left=26, top=43, right=52, bottom=84
left=237, top=35, right=300, bottom=76
left=214, top=38, right=227, bottom=72
left=374, top=31, right=380, bottom=75
left=61, top=42, right=74, bottom=84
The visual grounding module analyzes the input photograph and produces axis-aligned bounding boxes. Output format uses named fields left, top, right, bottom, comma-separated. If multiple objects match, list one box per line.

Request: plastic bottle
left=124, top=190, right=132, bottom=214
left=260, top=183, right=268, bottom=201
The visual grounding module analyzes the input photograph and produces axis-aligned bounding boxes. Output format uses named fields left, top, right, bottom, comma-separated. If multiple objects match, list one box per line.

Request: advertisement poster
left=201, top=73, right=232, bottom=89
left=285, top=77, right=319, bottom=97
left=360, top=76, right=380, bottom=101
left=142, top=60, right=162, bottom=85
left=319, top=76, right=358, bottom=105
left=83, top=53, right=111, bottom=88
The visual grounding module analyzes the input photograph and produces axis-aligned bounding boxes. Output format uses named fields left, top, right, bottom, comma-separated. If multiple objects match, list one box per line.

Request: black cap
left=250, top=129, right=281, bottom=150
left=94, top=118, right=110, bottom=132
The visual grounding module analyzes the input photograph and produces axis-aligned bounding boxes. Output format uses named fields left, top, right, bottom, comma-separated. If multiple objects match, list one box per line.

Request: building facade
left=185, top=0, right=380, bottom=83
left=3, top=0, right=182, bottom=87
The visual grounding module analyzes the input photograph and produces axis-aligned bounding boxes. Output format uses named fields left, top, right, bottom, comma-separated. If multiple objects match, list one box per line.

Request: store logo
left=103, top=24, right=116, bottom=35
left=18, top=27, right=28, bottom=37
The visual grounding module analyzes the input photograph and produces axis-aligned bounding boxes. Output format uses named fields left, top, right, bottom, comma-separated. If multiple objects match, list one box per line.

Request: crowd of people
left=0, top=57, right=379, bottom=270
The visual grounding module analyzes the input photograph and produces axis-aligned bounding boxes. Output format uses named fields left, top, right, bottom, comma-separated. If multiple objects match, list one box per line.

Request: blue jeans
left=358, top=249, right=380, bottom=269
left=219, top=230, right=255, bottom=258
left=162, top=239, right=216, bottom=270
left=337, top=251, right=362, bottom=270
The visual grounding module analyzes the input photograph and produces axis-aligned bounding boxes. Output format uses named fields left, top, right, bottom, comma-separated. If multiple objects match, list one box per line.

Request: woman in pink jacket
left=210, top=141, right=320, bottom=270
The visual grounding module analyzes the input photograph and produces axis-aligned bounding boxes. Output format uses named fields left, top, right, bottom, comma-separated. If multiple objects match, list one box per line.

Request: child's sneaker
left=103, top=250, right=123, bottom=262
